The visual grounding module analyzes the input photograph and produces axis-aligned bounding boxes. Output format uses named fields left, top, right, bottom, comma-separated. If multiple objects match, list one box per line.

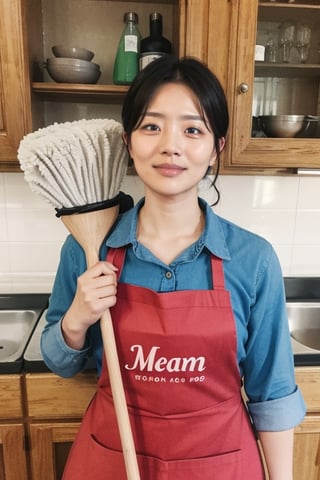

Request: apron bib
left=63, top=248, right=265, bottom=479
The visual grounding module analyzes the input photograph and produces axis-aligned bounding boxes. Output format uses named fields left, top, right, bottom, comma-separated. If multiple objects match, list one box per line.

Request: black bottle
left=140, top=12, right=172, bottom=70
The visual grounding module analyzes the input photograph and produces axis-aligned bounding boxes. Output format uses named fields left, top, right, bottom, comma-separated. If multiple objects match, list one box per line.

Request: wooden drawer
left=295, top=367, right=320, bottom=413
left=0, top=375, right=23, bottom=419
left=25, top=372, right=97, bottom=419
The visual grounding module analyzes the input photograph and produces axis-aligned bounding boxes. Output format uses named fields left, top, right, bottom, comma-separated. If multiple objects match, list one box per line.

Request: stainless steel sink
left=23, top=309, right=96, bottom=372
left=286, top=303, right=320, bottom=354
left=0, top=310, right=40, bottom=363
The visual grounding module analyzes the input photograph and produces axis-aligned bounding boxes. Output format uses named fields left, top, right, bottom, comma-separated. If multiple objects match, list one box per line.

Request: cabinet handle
left=239, top=83, right=249, bottom=94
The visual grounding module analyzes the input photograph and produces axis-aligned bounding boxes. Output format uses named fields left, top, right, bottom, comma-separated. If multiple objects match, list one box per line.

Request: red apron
left=63, top=248, right=265, bottom=479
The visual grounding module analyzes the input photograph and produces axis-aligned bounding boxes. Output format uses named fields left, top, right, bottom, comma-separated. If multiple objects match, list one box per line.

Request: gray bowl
left=47, top=57, right=100, bottom=70
left=259, top=115, right=306, bottom=138
left=52, top=45, right=94, bottom=62
left=46, top=63, right=101, bottom=84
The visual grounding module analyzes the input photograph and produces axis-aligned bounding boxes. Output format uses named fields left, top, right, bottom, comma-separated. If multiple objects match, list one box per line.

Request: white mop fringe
left=18, top=118, right=129, bottom=209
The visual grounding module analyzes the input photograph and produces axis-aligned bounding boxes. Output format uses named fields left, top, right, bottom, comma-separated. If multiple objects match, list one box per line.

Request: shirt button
left=165, top=271, right=172, bottom=279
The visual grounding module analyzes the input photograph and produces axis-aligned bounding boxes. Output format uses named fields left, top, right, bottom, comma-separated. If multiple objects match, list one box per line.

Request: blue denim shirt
left=41, top=198, right=306, bottom=431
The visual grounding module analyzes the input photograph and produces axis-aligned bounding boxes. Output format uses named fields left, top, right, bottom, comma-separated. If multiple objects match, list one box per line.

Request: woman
left=41, top=56, right=305, bottom=479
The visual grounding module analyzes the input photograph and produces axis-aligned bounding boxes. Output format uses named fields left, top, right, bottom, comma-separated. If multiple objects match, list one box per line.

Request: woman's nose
left=160, top=127, right=182, bottom=156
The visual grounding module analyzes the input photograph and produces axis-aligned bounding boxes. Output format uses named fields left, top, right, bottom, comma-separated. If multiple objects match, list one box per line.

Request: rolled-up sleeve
left=247, top=387, right=306, bottom=431
left=41, top=317, right=91, bottom=377
left=233, top=242, right=306, bottom=431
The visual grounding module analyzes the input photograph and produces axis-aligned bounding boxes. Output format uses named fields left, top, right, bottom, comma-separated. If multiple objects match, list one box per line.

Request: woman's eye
left=186, top=127, right=201, bottom=135
left=141, top=124, right=159, bottom=132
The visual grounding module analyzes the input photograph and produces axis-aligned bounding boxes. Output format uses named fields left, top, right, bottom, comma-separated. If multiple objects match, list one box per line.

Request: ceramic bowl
left=259, top=115, right=306, bottom=138
left=52, top=45, right=94, bottom=62
left=45, top=63, right=101, bottom=84
left=47, top=57, right=100, bottom=70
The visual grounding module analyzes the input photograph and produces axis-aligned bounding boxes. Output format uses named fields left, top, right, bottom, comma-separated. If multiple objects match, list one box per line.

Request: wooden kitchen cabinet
left=294, top=367, right=320, bottom=480
left=220, top=0, right=320, bottom=172
left=2, top=0, right=320, bottom=173
left=0, top=375, right=28, bottom=479
left=1, top=0, right=206, bottom=172
left=0, top=0, right=33, bottom=171
left=0, top=424, right=28, bottom=480
left=25, top=371, right=97, bottom=480
left=29, top=422, right=80, bottom=480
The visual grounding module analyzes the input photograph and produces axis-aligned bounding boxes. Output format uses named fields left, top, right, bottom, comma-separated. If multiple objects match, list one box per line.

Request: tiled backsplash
left=0, top=172, right=319, bottom=293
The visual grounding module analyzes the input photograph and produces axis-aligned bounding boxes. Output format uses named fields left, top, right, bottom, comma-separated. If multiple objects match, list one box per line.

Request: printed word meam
left=125, top=345, right=206, bottom=373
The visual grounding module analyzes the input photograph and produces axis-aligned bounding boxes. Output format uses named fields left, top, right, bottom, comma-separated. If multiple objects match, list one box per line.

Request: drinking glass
left=265, top=31, right=278, bottom=63
left=295, top=24, right=311, bottom=63
left=279, top=22, right=295, bottom=63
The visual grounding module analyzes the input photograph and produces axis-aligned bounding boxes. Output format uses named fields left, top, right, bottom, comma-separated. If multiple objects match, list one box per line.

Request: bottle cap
left=124, top=12, right=138, bottom=23
left=150, top=12, right=162, bottom=21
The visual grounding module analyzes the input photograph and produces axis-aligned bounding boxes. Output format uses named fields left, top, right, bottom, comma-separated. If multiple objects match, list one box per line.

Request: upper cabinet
left=0, top=0, right=32, bottom=171
left=221, top=0, right=320, bottom=173
left=0, top=0, right=190, bottom=172
left=1, top=0, right=320, bottom=173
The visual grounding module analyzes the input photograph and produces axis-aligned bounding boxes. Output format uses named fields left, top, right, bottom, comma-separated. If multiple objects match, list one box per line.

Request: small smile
left=153, top=163, right=186, bottom=176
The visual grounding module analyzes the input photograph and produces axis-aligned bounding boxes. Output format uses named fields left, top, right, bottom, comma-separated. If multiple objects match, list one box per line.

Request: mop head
left=18, top=118, right=130, bottom=214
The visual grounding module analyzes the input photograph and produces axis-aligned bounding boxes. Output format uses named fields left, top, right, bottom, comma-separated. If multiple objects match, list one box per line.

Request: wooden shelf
left=255, top=62, right=320, bottom=77
left=259, top=1, right=320, bottom=8
left=32, top=82, right=129, bottom=103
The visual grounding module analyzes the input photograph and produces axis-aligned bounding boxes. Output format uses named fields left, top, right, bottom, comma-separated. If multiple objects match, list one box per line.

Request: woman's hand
left=61, top=261, right=118, bottom=350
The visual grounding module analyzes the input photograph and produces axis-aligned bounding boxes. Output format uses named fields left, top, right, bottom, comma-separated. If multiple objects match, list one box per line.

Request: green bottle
left=113, top=12, right=141, bottom=85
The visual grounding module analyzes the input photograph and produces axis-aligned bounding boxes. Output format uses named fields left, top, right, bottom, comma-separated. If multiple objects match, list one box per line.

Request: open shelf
left=255, top=62, right=320, bottom=77
left=32, top=82, right=129, bottom=103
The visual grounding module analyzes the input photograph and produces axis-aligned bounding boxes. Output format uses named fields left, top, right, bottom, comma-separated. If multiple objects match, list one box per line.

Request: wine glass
left=279, top=22, right=295, bottom=63
left=295, top=24, right=311, bottom=63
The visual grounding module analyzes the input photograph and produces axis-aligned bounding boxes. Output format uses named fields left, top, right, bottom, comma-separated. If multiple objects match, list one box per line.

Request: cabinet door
left=0, top=424, right=28, bottom=480
left=25, top=372, right=97, bottom=419
left=294, top=415, right=320, bottom=480
left=224, top=0, right=320, bottom=171
left=0, top=0, right=32, bottom=171
left=0, top=375, right=23, bottom=419
left=29, top=422, right=80, bottom=480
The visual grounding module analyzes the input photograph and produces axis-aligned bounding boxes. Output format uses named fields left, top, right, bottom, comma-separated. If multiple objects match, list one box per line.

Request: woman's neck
left=137, top=196, right=205, bottom=264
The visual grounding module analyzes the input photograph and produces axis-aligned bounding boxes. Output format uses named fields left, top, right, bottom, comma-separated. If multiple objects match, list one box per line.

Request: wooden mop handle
left=60, top=210, right=140, bottom=479
left=100, top=309, right=141, bottom=480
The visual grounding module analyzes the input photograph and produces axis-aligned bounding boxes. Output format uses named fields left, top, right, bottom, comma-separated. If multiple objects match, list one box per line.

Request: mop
left=18, top=118, right=140, bottom=480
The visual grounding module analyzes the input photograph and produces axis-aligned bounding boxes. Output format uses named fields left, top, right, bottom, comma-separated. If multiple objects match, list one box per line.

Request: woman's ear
left=208, top=136, right=226, bottom=171
left=218, top=137, right=226, bottom=153
left=122, top=132, right=128, bottom=146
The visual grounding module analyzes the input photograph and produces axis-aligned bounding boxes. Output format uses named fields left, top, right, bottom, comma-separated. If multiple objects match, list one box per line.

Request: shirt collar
left=106, top=197, right=231, bottom=260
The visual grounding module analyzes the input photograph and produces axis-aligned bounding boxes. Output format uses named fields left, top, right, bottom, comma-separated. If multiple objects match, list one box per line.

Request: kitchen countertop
left=0, top=293, right=50, bottom=311
left=1, top=277, right=320, bottom=374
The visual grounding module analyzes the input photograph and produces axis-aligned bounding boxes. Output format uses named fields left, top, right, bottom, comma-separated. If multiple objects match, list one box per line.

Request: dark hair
left=122, top=55, right=229, bottom=204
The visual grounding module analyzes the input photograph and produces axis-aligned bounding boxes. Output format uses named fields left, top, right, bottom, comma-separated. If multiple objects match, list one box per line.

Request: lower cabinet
left=29, top=422, right=80, bottom=480
left=0, top=375, right=28, bottom=479
left=0, top=424, right=28, bottom=480
left=294, top=367, right=320, bottom=480
left=294, top=416, right=320, bottom=480
left=25, top=371, right=97, bottom=480
left=0, top=367, right=319, bottom=478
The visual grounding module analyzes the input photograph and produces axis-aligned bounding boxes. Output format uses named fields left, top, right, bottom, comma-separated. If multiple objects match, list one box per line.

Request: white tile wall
left=1, top=172, right=320, bottom=293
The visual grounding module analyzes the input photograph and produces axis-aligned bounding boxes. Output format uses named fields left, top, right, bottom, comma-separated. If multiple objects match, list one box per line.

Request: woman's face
left=127, top=82, right=219, bottom=200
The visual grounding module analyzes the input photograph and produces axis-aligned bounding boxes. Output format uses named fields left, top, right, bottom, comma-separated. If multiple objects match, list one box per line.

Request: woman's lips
left=154, top=163, right=186, bottom=176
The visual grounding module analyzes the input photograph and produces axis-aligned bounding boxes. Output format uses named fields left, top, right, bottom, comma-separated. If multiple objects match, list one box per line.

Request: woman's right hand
left=61, top=261, right=118, bottom=350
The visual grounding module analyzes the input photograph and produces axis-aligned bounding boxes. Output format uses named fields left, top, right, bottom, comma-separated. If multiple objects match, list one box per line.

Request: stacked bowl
left=46, top=46, right=101, bottom=84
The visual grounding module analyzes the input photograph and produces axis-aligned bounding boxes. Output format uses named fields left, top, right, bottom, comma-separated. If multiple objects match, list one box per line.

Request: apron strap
left=106, top=247, right=126, bottom=280
left=211, top=255, right=225, bottom=290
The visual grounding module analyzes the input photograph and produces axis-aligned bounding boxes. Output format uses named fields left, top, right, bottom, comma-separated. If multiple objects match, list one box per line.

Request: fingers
left=73, top=262, right=119, bottom=322
left=79, top=261, right=117, bottom=294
